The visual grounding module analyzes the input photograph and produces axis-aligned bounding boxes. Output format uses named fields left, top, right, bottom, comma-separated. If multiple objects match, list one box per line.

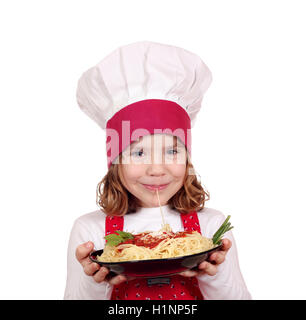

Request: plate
left=89, top=244, right=222, bottom=278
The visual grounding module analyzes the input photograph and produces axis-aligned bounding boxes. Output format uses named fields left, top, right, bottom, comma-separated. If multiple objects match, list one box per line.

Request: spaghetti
left=97, top=189, right=226, bottom=263
left=97, top=225, right=215, bottom=262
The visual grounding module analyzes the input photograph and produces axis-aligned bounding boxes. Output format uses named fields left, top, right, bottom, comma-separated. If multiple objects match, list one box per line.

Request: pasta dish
left=97, top=190, right=232, bottom=263
left=97, top=224, right=215, bottom=262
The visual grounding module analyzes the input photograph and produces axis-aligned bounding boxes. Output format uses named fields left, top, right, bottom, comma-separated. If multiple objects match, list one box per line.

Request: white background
left=0, top=0, right=305, bottom=299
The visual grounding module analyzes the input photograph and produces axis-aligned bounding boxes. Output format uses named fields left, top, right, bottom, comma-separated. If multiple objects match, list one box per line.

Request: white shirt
left=64, top=205, right=252, bottom=300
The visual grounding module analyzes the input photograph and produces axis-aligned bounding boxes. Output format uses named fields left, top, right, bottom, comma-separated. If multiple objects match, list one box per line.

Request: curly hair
left=96, top=151, right=210, bottom=216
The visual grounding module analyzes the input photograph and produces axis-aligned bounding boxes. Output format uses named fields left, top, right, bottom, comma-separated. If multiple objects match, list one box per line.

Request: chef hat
left=76, top=41, right=212, bottom=168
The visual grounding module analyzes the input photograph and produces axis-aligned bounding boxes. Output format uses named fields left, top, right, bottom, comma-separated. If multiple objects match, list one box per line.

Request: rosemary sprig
left=105, top=230, right=134, bottom=247
left=212, top=215, right=234, bottom=245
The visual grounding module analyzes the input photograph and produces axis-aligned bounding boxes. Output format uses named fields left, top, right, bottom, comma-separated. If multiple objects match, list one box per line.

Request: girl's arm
left=197, top=227, right=252, bottom=300
left=64, top=219, right=113, bottom=300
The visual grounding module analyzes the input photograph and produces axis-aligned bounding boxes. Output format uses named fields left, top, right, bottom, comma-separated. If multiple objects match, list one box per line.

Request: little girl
left=64, top=41, right=251, bottom=300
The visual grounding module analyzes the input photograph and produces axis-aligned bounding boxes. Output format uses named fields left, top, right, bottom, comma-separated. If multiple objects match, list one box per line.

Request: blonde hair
left=96, top=149, right=210, bottom=216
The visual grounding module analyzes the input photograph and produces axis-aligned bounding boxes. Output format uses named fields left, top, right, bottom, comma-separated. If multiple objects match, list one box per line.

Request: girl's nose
left=146, top=163, right=166, bottom=177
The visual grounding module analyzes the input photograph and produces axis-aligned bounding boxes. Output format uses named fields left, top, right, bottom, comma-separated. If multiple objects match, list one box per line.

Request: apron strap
left=180, top=211, right=202, bottom=234
left=105, top=215, right=124, bottom=239
left=105, top=211, right=201, bottom=236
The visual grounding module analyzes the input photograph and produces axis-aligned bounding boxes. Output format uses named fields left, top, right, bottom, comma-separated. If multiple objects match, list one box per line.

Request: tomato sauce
left=117, top=230, right=194, bottom=250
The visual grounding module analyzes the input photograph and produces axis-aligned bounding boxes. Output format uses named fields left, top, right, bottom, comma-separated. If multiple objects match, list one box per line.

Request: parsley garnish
left=105, top=230, right=134, bottom=247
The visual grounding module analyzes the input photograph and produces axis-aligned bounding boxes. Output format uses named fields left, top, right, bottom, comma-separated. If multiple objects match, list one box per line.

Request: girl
left=64, top=41, right=251, bottom=300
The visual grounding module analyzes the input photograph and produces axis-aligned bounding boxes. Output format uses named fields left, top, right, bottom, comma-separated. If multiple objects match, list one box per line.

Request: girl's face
left=119, top=134, right=187, bottom=208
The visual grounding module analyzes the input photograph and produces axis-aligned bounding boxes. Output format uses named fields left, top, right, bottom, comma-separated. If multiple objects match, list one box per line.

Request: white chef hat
left=76, top=41, right=212, bottom=168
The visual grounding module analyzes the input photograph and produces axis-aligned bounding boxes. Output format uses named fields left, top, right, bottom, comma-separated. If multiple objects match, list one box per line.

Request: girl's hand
left=179, top=238, right=232, bottom=277
left=75, top=241, right=129, bottom=286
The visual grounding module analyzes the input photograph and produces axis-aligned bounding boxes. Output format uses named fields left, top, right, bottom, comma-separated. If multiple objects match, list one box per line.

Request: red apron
left=105, top=211, right=204, bottom=300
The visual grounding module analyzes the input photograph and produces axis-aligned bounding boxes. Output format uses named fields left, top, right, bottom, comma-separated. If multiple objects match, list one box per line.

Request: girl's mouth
left=141, top=183, right=170, bottom=191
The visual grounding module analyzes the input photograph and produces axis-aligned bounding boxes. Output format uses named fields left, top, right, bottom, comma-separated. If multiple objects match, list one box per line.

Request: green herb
left=116, top=231, right=134, bottom=240
left=212, top=215, right=234, bottom=245
left=104, top=230, right=134, bottom=247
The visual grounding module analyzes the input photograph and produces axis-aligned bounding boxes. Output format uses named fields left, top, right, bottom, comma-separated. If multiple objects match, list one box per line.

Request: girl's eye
left=130, top=148, right=180, bottom=159
left=131, top=150, right=144, bottom=157
left=166, top=149, right=178, bottom=155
